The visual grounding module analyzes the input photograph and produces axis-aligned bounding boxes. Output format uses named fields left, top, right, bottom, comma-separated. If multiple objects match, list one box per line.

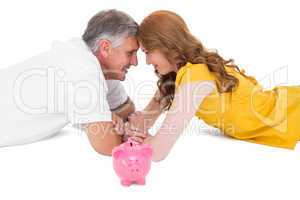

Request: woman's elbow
left=152, top=156, right=165, bottom=163
left=151, top=152, right=168, bottom=162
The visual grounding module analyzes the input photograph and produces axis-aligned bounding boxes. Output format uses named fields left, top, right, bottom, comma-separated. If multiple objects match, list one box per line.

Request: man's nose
left=130, top=55, right=138, bottom=66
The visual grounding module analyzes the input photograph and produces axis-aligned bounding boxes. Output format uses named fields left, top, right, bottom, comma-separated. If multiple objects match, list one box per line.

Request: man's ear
left=97, top=39, right=111, bottom=59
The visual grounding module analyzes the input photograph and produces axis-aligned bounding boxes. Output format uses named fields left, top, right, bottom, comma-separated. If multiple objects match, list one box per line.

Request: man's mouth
left=122, top=66, right=129, bottom=73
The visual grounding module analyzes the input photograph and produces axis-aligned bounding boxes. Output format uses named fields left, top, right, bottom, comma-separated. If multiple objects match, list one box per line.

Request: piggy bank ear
left=112, top=148, right=124, bottom=159
left=142, top=145, right=153, bottom=157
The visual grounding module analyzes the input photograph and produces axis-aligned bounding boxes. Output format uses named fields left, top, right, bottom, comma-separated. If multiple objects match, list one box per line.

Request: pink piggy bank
left=112, top=137, right=153, bottom=186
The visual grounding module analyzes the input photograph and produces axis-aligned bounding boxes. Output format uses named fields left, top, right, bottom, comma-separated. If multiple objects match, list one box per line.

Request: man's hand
left=112, top=113, right=125, bottom=136
left=111, top=97, right=135, bottom=122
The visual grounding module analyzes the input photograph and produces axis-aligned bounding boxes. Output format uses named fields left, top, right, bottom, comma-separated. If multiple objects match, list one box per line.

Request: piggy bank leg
left=136, top=178, right=146, bottom=185
left=121, top=179, right=132, bottom=187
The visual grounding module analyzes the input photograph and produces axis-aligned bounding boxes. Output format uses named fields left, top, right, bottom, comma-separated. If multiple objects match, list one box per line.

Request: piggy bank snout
left=129, top=165, right=143, bottom=176
left=130, top=166, right=141, bottom=173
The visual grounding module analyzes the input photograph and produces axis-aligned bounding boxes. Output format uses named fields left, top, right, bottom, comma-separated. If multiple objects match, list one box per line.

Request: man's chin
left=115, top=73, right=126, bottom=81
left=105, top=72, right=126, bottom=81
left=119, top=71, right=127, bottom=81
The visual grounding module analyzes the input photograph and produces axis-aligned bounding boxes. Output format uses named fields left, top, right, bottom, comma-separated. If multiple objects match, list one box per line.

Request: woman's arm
left=139, top=89, right=165, bottom=129
left=123, top=90, right=165, bottom=142
left=126, top=90, right=165, bottom=133
left=143, top=80, right=215, bottom=162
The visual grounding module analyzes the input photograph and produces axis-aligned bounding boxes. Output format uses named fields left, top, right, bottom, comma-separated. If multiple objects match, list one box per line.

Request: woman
left=124, top=10, right=300, bottom=162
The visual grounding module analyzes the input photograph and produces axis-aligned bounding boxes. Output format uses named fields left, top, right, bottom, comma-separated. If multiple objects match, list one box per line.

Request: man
left=80, top=9, right=139, bottom=155
left=0, top=9, right=138, bottom=156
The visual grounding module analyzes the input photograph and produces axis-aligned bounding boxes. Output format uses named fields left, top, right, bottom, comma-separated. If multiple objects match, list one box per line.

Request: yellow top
left=175, top=62, right=300, bottom=149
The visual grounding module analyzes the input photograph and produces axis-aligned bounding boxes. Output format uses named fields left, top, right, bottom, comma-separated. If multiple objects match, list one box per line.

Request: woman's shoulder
left=179, top=62, right=208, bottom=70
left=175, top=62, right=215, bottom=86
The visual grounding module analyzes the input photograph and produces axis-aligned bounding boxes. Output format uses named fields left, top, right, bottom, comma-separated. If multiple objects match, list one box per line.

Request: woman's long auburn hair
left=138, top=10, right=253, bottom=111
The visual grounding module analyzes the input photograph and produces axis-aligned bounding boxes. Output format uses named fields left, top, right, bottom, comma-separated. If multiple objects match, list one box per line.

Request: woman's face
left=141, top=45, right=177, bottom=75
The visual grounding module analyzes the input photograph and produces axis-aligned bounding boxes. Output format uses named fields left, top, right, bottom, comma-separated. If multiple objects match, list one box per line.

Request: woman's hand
left=124, top=111, right=150, bottom=143
left=124, top=121, right=149, bottom=143
left=127, top=111, right=147, bottom=133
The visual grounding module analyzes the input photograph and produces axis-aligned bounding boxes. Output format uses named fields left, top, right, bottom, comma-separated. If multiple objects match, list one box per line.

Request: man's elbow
left=91, top=144, right=113, bottom=156
left=90, top=141, right=122, bottom=157
left=87, top=133, right=123, bottom=157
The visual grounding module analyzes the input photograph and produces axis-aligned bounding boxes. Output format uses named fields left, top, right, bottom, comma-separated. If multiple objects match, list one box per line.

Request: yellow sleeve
left=175, top=63, right=215, bottom=87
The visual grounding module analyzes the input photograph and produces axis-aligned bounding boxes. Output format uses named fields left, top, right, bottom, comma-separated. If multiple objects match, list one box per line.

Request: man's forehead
left=123, top=36, right=139, bottom=51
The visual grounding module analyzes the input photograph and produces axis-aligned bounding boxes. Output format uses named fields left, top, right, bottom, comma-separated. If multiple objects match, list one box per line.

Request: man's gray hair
left=82, top=9, right=138, bottom=54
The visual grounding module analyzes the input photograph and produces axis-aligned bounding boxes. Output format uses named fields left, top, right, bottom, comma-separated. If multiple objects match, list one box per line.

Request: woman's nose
left=146, top=55, right=151, bottom=65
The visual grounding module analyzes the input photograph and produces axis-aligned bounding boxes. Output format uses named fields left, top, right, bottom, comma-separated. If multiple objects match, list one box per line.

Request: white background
left=1, top=0, right=300, bottom=199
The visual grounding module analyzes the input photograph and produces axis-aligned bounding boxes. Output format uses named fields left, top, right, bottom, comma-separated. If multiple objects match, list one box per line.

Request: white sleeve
left=106, top=80, right=128, bottom=110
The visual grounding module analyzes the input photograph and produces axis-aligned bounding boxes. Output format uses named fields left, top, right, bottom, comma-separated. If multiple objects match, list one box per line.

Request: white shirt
left=0, top=38, right=128, bottom=146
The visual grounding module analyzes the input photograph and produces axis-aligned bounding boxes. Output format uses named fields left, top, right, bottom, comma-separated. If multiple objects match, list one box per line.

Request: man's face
left=100, top=36, right=139, bottom=81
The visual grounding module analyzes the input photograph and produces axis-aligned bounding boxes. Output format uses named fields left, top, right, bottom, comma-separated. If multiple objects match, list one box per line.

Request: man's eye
left=127, top=52, right=133, bottom=56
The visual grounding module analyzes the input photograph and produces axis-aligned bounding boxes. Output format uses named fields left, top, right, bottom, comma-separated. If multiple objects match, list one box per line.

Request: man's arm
left=82, top=114, right=124, bottom=156
left=111, top=96, right=135, bottom=122
left=82, top=97, right=134, bottom=156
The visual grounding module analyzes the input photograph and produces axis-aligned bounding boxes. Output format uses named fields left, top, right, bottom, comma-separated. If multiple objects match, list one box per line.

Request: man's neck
left=96, top=58, right=113, bottom=80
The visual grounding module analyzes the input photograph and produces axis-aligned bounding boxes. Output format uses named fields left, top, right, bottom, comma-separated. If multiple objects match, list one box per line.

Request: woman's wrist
left=143, top=134, right=154, bottom=145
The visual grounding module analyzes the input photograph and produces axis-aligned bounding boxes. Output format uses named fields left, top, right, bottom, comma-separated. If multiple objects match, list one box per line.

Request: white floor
left=1, top=118, right=300, bottom=200
left=1, top=0, right=300, bottom=199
